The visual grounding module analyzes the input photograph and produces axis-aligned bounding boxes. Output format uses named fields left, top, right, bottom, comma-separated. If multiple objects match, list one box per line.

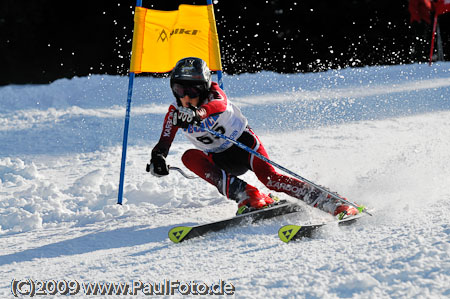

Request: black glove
left=147, top=153, right=169, bottom=177
left=172, top=105, right=202, bottom=128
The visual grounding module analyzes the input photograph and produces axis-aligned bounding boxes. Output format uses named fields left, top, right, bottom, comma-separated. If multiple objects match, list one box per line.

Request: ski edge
left=278, top=213, right=367, bottom=243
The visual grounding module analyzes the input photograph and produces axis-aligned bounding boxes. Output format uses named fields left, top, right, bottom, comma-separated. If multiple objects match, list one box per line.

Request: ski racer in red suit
left=148, top=57, right=359, bottom=216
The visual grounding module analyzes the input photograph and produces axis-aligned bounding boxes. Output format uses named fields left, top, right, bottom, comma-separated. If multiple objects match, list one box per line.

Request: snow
left=1, top=62, right=450, bottom=298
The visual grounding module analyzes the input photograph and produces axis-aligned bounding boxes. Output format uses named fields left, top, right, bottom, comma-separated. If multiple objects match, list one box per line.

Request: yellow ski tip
left=168, top=226, right=192, bottom=243
left=278, top=225, right=302, bottom=243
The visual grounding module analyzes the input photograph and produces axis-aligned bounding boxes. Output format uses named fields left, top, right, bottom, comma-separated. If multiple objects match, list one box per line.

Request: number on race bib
left=196, top=125, right=226, bottom=144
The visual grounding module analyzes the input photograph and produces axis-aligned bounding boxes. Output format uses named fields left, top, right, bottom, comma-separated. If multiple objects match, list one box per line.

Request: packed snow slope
left=1, top=63, right=450, bottom=298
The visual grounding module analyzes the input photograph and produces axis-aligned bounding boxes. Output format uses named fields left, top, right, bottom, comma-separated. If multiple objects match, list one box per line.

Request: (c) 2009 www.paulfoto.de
left=11, top=278, right=236, bottom=296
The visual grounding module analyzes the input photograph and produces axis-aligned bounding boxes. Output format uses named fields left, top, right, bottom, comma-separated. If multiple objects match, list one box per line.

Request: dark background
left=0, top=0, right=448, bottom=86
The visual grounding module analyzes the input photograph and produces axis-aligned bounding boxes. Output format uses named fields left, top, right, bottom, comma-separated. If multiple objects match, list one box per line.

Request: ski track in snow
left=1, top=63, right=450, bottom=298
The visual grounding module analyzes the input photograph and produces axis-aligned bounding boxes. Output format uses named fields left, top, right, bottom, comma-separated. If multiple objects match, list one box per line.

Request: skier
left=148, top=57, right=359, bottom=217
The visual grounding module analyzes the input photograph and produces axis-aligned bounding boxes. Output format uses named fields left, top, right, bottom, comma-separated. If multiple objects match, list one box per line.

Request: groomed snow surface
left=1, top=63, right=449, bottom=298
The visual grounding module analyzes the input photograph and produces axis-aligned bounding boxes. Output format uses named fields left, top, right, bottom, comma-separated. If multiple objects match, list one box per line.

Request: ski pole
left=146, top=163, right=198, bottom=179
left=203, top=126, right=372, bottom=216
left=168, top=166, right=198, bottom=179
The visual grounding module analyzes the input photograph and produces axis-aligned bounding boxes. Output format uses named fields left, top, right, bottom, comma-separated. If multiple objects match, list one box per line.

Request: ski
left=278, top=213, right=366, bottom=243
left=168, top=201, right=302, bottom=243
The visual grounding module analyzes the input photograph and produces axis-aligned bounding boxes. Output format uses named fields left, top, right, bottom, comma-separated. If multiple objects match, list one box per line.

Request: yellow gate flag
left=130, top=4, right=222, bottom=73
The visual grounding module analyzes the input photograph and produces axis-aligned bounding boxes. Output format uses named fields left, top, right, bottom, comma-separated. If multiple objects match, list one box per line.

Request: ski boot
left=305, top=186, right=364, bottom=219
left=334, top=203, right=365, bottom=220
left=236, top=185, right=276, bottom=215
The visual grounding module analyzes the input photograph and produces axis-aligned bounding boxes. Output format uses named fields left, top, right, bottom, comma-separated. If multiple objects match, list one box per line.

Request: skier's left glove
left=147, top=153, right=169, bottom=177
left=172, top=105, right=203, bottom=129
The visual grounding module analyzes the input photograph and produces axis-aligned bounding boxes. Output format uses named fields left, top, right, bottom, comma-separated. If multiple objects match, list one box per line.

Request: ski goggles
left=172, top=83, right=204, bottom=98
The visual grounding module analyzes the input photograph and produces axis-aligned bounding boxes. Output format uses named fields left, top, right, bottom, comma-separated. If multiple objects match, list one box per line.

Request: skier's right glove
left=172, top=105, right=202, bottom=129
left=147, top=153, right=169, bottom=177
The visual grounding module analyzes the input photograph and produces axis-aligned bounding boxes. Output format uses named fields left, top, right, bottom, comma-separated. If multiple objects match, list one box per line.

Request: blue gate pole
left=118, top=0, right=142, bottom=205
left=206, top=0, right=223, bottom=90
left=118, top=72, right=135, bottom=205
left=217, top=70, right=223, bottom=89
